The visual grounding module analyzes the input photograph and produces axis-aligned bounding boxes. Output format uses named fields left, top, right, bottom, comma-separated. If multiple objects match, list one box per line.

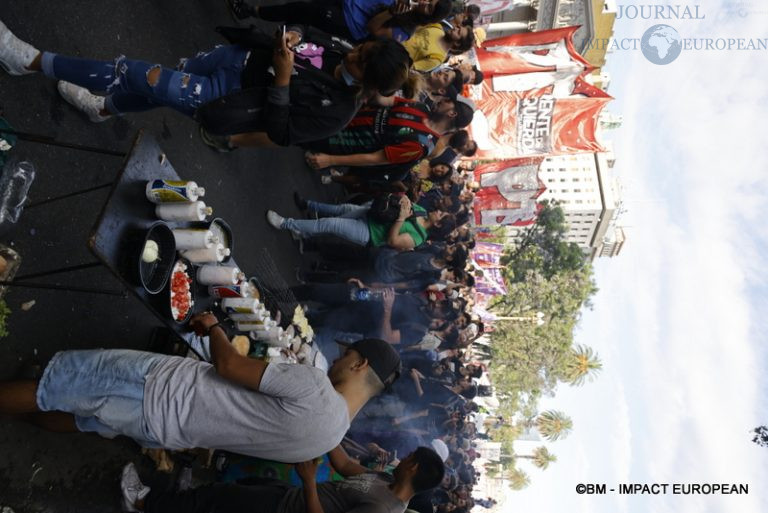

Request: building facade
left=504, top=151, right=624, bottom=261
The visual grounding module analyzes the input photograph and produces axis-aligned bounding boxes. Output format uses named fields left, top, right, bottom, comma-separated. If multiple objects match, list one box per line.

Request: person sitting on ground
left=228, top=0, right=452, bottom=44
left=120, top=446, right=445, bottom=513
left=0, top=314, right=400, bottom=464
left=0, top=19, right=410, bottom=149
left=268, top=195, right=456, bottom=250
left=402, top=22, right=475, bottom=72
left=304, top=97, right=474, bottom=171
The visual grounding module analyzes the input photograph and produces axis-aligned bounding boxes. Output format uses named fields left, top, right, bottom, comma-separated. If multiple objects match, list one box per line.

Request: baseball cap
left=431, top=439, right=450, bottom=461
left=336, top=338, right=402, bottom=386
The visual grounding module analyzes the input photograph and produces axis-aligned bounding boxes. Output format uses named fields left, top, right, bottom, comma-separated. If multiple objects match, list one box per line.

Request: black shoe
left=199, top=125, right=234, bottom=153
left=225, top=0, right=256, bottom=20
left=293, top=192, right=308, bottom=212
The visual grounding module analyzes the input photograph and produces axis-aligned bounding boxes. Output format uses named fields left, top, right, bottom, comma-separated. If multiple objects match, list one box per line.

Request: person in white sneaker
left=0, top=18, right=411, bottom=149
left=121, top=463, right=151, bottom=513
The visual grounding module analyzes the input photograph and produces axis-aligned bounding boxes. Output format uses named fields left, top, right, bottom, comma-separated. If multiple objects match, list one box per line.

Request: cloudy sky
left=503, top=2, right=768, bottom=511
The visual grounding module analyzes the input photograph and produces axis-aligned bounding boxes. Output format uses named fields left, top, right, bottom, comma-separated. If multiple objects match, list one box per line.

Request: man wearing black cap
left=0, top=312, right=401, bottom=474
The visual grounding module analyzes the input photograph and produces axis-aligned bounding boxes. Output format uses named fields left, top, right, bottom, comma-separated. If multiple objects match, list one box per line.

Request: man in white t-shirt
left=0, top=313, right=401, bottom=465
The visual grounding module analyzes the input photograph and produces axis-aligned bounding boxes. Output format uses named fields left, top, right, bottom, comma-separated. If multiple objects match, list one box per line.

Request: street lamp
left=493, top=311, right=546, bottom=325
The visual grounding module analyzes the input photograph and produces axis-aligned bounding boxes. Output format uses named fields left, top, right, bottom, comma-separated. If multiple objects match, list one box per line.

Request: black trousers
left=144, top=480, right=292, bottom=513
left=258, top=0, right=355, bottom=41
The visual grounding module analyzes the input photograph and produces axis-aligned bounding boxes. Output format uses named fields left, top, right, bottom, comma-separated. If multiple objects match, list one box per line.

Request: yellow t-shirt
left=403, top=24, right=448, bottom=73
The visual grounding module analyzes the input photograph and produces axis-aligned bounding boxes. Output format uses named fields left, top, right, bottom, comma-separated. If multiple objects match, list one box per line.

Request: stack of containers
left=145, top=179, right=294, bottom=350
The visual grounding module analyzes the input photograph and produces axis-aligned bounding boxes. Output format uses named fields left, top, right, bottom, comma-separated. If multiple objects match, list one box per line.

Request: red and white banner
left=466, top=27, right=612, bottom=160
left=473, top=26, right=607, bottom=97
left=473, top=158, right=545, bottom=226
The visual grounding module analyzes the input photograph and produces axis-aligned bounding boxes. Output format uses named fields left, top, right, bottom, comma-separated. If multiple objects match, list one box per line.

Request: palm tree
left=516, top=446, right=557, bottom=470
left=535, top=410, right=573, bottom=441
left=561, top=344, right=602, bottom=385
left=506, top=467, right=531, bottom=490
left=752, top=426, right=768, bottom=447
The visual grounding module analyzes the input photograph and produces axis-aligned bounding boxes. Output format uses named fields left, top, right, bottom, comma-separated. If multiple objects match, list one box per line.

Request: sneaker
left=120, top=463, right=150, bottom=513
left=265, top=210, right=286, bottom=230
left=293, top=192, right=308, bottom=212
left=225, top=0, right=257, bottom=20
left=199, top=125, right=234, bottom=153
left=57, top=81, right=111, bottom=122
left=0, top=19, right=39, bottom=75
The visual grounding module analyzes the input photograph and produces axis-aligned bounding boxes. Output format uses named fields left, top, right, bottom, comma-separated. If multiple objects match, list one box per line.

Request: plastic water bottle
left=0, top=158, right=35, bottom=228
left=350, top=287, right=384, bottom=301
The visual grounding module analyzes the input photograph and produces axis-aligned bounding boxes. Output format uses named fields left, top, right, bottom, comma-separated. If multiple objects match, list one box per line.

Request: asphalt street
left=0, top=1, right=334, bottom=510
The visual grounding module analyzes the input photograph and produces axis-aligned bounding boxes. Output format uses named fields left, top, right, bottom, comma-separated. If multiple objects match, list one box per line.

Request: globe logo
left=641, top=24, right=682, bottom=65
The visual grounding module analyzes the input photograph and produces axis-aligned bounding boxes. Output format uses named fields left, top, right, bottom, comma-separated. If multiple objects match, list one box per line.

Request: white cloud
left=480, top=11, right=768, bottom=513
left=512, top=11, right=768, bottom=513
left=589, top=11, right=768, bottom=512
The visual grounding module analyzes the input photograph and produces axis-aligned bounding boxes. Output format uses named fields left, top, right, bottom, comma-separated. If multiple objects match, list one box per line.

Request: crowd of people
left=0, top=1, right=497, bottom=512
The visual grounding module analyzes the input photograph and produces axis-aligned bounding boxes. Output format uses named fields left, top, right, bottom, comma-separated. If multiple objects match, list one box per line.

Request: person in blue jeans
left=0, top=18, right=270, bottom=122
left=267, top=195, right=456, bottom=250
left=0, top=19, right=411, bottom=148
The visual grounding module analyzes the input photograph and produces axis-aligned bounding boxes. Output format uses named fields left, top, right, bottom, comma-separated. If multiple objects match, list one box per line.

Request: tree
left=558, top=344, right=602, bottom=386
left=491, top=267, right=597, bottom=322
left=503, top=201, right=587, bottom=282
left=506, top=467, right=531, bottom=490
left=535, top=410, right=573, bottom=442
left=516, top=446, right=557, bottom=470
left=752, top=426, right=768, bottom=447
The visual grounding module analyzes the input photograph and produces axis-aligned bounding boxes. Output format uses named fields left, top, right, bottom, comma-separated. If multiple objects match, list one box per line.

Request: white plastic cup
left=251, top=321, right=278, bottom=338
left=197, top=265, right=240, bottom=285
left=221, top=297, right=260, bottom=314
left=156, top=201, right=212, bottom=222
left=239, top=319, right=277, bottom=332
left=267, top=333, right=292, bottom=348
left=228, top=311, right=270, bottom=322
left=182, top=243, right=230, bottom=263
left=172, top=229, right=217, bottom=250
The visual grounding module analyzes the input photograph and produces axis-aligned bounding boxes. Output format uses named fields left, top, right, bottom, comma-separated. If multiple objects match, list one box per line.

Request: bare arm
left=386, top=219, right=416, bottom=250
left=191, top=313, right=269, bottom=391
left=366, top=10, right=396, bottom=39
left=387, top=196, right=416, bottom=250
left=411, top=368, right=425, bottom=397
left=295, top=460, right=324, bottom=513
left=367, top=0, right=410, bottom=39
left=429, top=135, right=450, bottom=158
left=327, top=445, right=369, bottom=477
left=393, top=408, right=429, bottom=425
left=307, top=150, right=390, bottom=169
left=378, top=288, right=401, bottom=344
